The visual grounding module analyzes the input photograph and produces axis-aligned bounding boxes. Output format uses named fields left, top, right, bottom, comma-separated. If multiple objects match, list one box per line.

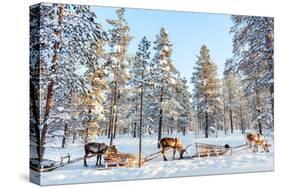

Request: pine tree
left=222, top=59, right=238, bottom=133
left=230, top=16, right=274, bottom=134
left=236, top=75, right=248, bottom=134
left=129, top=36, right=151, bottom=138
left=106, top=8, right=133, bottom=145
left=191, top=45, right=221, bottom=138
left=174, top=76, right=192, bottom=135
left=152, top=28, right=177, bottom=147
left=136, top=37, right=151, bottom=166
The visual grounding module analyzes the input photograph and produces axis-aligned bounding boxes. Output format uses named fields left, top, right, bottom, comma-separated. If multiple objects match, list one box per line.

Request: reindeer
left=160, top=137, right=186, bottom=161
left=84, top=142, right=117, bottom=167
left=245, top=133, right=270, bottom=153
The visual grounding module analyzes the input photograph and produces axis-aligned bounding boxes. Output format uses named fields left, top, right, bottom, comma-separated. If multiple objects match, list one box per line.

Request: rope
left=144, top=148, right=172, bottom=161
left=231, top=144, right=248, bottom=150
left=183, top=144, right=192, bottom=154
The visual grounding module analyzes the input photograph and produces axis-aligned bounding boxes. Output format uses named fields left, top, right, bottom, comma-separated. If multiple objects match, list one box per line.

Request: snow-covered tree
left=230, top=16, right=274, bottom=134
left=222, top=59, right=238, bottom=133
left=236, top=75, right=248, bottom=134
left=174, top=76, right=192, bottom=135
left=30, top=3, right=107, bottom=162
left=106, top=8, right=133, bottom=145
left=133, top=36, right=151, bottom=166
left=222, top=58, right=249, bottom=134
left=191, top=45, right=222, bottom=138
left=128, top=37, right=151, bottom=138
left=151, top=27, right=177, bottom=147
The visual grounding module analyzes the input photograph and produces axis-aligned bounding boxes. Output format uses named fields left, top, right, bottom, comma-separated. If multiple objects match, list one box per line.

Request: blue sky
left=92, top=6, right=234, bottom=92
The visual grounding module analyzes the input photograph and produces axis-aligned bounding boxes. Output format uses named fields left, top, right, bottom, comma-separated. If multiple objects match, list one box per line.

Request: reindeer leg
left=96, top=155, right=100, bottom=166
left=84, top=152, right=89, bottom=167
left=162, top=148, right=167, bottom=161
left=250, top=144, right=255, bottom=153
left=173, top=149, right=176, bottom=160
left=99, top=155, right=102, bottom=166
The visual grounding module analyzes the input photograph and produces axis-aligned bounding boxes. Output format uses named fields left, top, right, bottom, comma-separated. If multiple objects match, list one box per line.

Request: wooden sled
left=195, top=142, right=231, bottom=157
left=104, top=153, right=145, bottom=168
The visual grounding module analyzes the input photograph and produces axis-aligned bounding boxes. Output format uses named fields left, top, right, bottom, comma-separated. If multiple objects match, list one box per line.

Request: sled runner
left=30, top=152, right=104, bottom=172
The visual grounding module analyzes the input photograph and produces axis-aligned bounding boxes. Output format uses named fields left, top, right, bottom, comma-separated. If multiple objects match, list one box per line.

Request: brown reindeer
left=84, top=142, right=117, bottom=167
left=160, top=137, right=186, bottom=161
left=245, top=133, right=270, bottom=153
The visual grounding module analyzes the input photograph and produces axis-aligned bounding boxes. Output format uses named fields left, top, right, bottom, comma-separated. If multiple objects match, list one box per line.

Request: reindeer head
left=179, top=148, right=185, bottom=159
left=262, top=142, right=270, bottom=153
left=106, top=145, right=118, bottom=154
left=175, top=138, right=185, bottom=158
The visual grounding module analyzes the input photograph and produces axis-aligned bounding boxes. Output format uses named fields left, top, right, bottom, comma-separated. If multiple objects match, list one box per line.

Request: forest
left=30, top=3, right=274, bottom=169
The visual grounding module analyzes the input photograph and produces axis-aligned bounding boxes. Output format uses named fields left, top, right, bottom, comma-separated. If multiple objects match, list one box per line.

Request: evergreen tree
left=236, top=75, right=248, bottom=134
left=174, top=76, right=192, bottom=135
left=134, top=36, right=151, bottom=167
left=106, top=8, right=133, bottom=145
left=230, top=16, right=274, bottom=134
left=191, top=45, right=221, bottom=138
left=129, top=37, right=151, bottom=138
left=222, top=59, right=238, bottom=133
left=152, top=28, right=177, bottom=147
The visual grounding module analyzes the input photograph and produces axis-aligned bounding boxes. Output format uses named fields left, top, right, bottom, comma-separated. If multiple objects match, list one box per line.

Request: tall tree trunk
left=61, top=123, right=68, bottom=148
left=113, top=114, right=118, bottom=139
left=257, top=109, right=262, bottom=135
left=108, top=95, right=114, bottom=139
left=113, top=87, right=120, bottom=139
left=228, top=85, right=234, bottom=133
left=72, top=131, right=76, bottom=144
left=157, top=83, right=164, bottom=148
left=139, top=77, right=144, bottom=167
left=240, top=109, right=244, bottom=134
left=133, top=122, right=137, bottom=138
left=255, top=85, right=262, bottom=135
left=110, top=79, right=118, bottom=146
left=198, top=115, right=201, bottom=133
left=238, top=87, right=245, bottom=134
left=205, top=111, right=209, bottom=138
left=229, top=109, right=233, bottom=133
left=182, top=126, right=186, bottom=136
left=133, top=105, right=138, bottom=138
left=223, top=99, right=227, bottom=135
left=270, top=84, right=274, bottom=123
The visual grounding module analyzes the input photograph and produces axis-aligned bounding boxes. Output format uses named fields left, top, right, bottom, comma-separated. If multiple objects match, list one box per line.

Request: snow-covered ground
left=33, top=132, right=274, bottom=185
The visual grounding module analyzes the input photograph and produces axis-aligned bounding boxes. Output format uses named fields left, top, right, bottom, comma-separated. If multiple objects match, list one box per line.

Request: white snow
left=162, top=45, right=170, bottom=53
left=113, top=45, right=122, bottom=53
left=36, top=132, right=274, bottom=185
